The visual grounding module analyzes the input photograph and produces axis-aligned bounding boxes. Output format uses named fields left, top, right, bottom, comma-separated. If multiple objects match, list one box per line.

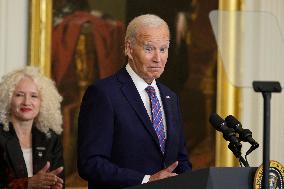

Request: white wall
left=241, top=0, right=284, bottom=166
left=0, top=0, right=28, bottom=78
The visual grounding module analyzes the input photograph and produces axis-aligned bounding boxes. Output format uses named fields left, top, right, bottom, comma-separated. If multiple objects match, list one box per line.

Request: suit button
left=163, top=162, right=167, bottom=169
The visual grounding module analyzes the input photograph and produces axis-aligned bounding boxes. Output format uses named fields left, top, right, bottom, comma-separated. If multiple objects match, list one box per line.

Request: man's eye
left=160, top=47, right=168, bottom=53
left=32, top=95, right=38, bottom=98
left=144, top=46, right=154, bottom=53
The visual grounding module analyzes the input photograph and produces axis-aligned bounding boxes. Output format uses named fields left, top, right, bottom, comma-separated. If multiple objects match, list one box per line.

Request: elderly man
left=78, top=14, right=192, bottom=189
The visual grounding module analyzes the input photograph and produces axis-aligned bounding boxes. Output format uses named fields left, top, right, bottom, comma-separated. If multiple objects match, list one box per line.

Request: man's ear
left=125, top=40, right=133, bottom=60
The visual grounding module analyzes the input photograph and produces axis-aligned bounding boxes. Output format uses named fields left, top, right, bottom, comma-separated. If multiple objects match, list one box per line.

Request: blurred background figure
left=0, top=66, right=65, bottom=189
left=52, top=1, right=125, bottom=186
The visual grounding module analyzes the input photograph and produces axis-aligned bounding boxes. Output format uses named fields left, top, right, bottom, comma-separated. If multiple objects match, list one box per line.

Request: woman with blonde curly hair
left=0, top=66, right=64, bottom=189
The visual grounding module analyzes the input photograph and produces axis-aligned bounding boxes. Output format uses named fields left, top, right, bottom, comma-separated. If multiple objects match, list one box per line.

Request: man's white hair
left=125, top=14, right=170, bottom=44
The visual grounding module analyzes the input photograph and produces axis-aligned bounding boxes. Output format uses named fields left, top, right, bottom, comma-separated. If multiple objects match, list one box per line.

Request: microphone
left=225, top=115, right=259, bottom=155
left=209, top=113, right=241, bottom=149
left=209, top=113, right=250, bottom=167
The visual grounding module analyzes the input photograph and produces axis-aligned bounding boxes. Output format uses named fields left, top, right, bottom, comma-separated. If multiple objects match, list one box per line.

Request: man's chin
left=143, top=73, right=162, bottom=83
left=149, top=75, right=161, bottom=81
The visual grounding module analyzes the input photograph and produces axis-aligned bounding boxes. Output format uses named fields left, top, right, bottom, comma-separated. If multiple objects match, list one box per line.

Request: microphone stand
left=253, top=81, right=282, bottom=189
left=228, top=142, right=249, bottom=167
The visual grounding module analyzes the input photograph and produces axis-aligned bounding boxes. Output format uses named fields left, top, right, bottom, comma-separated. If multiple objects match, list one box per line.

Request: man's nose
left=153, top=50, right=161, bottom=62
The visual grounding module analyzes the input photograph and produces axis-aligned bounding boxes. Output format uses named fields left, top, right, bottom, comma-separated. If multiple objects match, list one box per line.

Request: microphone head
left=225, top=115, right=243, bottom=133
left=209, top=113, right=242, bottom=147
left=209, top=113, right=227, bottom=132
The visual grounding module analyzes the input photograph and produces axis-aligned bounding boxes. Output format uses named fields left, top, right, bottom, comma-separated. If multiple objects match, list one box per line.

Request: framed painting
left=28, top=0, right=222, bottom=188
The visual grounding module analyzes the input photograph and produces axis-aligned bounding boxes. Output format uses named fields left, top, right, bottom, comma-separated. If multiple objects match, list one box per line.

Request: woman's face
left=10, top=77, right=41, bottom=123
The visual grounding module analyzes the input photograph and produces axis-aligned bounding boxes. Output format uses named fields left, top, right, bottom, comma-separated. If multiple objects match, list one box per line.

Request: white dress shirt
left=22, top=147, right=33, bottom=177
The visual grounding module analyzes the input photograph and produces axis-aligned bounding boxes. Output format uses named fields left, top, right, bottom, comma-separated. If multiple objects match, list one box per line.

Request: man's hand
left=28, top=161, right=64, bottom=189
left=149, top=161, right=178, bottom=182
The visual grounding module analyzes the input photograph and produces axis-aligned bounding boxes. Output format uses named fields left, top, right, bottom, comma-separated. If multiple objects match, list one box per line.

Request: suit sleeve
left=77, top=85, right=144, bottom=188
left=50, top=134, right=65, bottom=185
left=0, top=136, right=29, bottom=189
left=175, top=95, right=192, bottom=173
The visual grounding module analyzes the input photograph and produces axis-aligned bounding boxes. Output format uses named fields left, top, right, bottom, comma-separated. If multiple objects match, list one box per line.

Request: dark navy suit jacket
left=77, top=68, right=192, bottom=189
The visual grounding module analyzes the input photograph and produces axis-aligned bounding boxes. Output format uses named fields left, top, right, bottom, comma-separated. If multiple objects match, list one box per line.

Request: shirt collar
left=126, top=64, right=157, bottom=93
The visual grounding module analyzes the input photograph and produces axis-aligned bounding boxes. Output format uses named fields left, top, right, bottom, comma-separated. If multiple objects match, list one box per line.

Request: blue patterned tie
left=145, top=86, right=166, bottom=153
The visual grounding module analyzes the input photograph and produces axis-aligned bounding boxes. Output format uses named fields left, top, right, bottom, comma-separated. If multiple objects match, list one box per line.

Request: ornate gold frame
left=28, top=0, right=242, bottom=175
left=28, top=1, right=87, bottom=188
left=28, top=0, right=52, bottom=77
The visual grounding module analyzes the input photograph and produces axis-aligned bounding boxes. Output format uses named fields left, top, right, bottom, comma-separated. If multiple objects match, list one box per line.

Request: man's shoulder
left=94, top=68, right=127, bottom=86
left=95, top=75, right=117, bottom=88
left=92, top=68, right=128, bottom=89
left=157, top=81, right=177, bottom=97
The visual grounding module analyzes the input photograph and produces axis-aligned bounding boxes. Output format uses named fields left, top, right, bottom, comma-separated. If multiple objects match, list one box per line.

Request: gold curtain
left=215, top=0, right=243, bottom=167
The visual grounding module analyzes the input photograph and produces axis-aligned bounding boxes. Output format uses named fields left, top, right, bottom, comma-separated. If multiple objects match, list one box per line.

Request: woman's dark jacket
left=0, top=123, right=64, bottom=188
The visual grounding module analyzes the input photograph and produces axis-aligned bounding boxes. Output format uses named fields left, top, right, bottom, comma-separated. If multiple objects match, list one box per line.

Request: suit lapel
left=158, top=83, right=179, bottom=158
left=5, top=129, right=28, bottom=177
left=32, top=128, right=48, bottom=173
left=117, top=69, right=161, bottom=149
left=5, top=126, right=48, bottom=176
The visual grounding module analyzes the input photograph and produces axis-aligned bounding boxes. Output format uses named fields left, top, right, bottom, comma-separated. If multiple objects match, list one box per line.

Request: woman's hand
left=28, top=161, right=64, bottom=189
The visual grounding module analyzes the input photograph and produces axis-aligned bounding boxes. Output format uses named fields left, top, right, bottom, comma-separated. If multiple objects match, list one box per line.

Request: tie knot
left=145, top=86, right=155, bottom=95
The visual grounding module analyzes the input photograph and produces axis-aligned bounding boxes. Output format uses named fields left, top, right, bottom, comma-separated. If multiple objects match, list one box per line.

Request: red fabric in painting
left=52, top=11, right=125, bottom=84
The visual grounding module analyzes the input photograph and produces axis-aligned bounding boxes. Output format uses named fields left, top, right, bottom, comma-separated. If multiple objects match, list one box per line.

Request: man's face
left=126, top=26, right=170, bottom=84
